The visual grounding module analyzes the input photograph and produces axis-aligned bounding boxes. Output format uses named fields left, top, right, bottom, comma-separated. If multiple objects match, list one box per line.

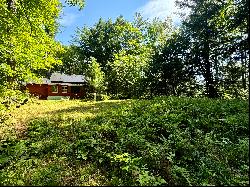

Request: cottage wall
left=48, top=85, right=86, bottom=99
left=26, top=84, right=48, bottom=99
left=27, top=84, right=86, bottom=100
left=48, top=85, right=71, bottom=97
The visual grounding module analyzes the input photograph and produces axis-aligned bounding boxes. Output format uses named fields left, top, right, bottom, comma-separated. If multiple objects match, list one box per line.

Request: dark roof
left=50, top=73, right=86, bottom=83
left=26, top=72, right=87, bottom=85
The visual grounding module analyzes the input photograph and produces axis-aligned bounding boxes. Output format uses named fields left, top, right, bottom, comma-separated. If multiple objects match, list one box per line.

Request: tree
left=146, top=30, right=197, bottom=97
left=108, top=50, right=150, bottom=98
left=211, top=0, right=249, bottom=98
left=176, top=0, right=249, bottom=98
left=86, top=57, right=105, bottom=100
left=73, top=17, right=122, bottom=73
left=0, top=0, right=85, bottom=109
left=52, top=45, right=87, bottom=75
left=67, top=15, right=174, bottom=98
left=0, top=0, right=85, bottom=90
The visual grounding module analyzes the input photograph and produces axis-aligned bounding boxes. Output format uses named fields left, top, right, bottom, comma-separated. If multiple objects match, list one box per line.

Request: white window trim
left=51, top=85, right=58, bottom=93
left=62, top=85, right=68, bottom=93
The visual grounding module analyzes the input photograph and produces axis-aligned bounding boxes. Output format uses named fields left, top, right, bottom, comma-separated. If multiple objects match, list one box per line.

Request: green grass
left=0, top=97, right=249, bottom=186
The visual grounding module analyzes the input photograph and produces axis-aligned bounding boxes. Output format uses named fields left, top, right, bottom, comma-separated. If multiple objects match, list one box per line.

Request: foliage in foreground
left=0, top=97, right=249, bottom=185
left=0, top=88, right=29, bottom=125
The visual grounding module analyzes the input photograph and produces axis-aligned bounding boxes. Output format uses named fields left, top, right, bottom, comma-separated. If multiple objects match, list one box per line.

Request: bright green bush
left=0, top=97, right=248, bottom=185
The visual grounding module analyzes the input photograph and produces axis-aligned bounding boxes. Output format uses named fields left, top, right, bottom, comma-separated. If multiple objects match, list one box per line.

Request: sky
left=56, top=0, right=184, bottom=45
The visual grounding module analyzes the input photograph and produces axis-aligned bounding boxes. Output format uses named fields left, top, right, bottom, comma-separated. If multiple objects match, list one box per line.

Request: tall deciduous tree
left=176, top=0, right=249, bottom=98
left=211, top=0, right=249, bottom=97
left=0, top=0, right=85, bottom=90
left=61, top=15, right=173, bottom=98
left=86, top=57, right=105, bottom=96
left=108, top=49, right=150, bottom=98
left=146, top=30, right=197, bottom=97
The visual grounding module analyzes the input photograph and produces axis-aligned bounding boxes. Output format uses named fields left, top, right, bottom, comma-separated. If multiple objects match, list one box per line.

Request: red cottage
left=26, top=73, right=87, bottom=100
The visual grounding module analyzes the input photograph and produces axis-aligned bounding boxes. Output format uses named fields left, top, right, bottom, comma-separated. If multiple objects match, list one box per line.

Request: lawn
left=0, top=97, right=249, bottom=186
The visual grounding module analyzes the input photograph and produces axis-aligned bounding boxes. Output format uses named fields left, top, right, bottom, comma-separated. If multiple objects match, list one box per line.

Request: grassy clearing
left=0, top=97, right=249, bottom=185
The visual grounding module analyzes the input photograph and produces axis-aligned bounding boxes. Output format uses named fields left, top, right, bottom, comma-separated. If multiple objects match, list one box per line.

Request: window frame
left=51, top=85, right=58, bottom=93
left=62, top=85, right=68, bottom=93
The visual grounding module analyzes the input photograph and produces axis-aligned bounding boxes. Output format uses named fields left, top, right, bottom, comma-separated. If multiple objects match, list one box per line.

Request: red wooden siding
left=48, top=85, right=71, bottom=97
left=48, top=85, right=85, bottom=99
left=27, top=84, right=86, bottom=99
left=26, top=84, right=48, bottom=99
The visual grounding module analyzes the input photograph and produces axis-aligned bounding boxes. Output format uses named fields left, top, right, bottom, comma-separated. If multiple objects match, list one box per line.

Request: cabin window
left=62, top=85, right=68, bottom=93
left=51, top=85, right=58, bottom=93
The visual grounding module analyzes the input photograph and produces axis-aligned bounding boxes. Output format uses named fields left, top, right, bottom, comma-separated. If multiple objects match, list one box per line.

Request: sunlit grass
left=12, top=99, right=127, bottom=122
left=1, top=99, right=127, bottom=186
left=3, top=99, right=126, bottom=139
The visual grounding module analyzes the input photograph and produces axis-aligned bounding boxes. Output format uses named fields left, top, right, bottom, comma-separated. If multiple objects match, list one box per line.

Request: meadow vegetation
left=0, top=0, right=249, bottom=185
left=0, top=97, right=248, bottom=186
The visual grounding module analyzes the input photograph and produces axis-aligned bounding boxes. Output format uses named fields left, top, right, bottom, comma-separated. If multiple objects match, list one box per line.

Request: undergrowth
left=0, top=97, right=249, bottom=185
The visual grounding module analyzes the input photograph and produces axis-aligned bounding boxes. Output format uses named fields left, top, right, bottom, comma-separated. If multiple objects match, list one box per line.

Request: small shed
left=26, top=73, right=88, bottom=100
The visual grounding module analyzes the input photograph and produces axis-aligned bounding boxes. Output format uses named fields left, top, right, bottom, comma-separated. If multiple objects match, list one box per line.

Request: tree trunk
left=241, top=51, right=246, bottom=90
left=203, top=44, right=218, bottom=98
left=172, top=85, right=176, bottom=96
left=203, top=17, right=218, bottom=98
left=247, top=0, right=250, bottom=92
